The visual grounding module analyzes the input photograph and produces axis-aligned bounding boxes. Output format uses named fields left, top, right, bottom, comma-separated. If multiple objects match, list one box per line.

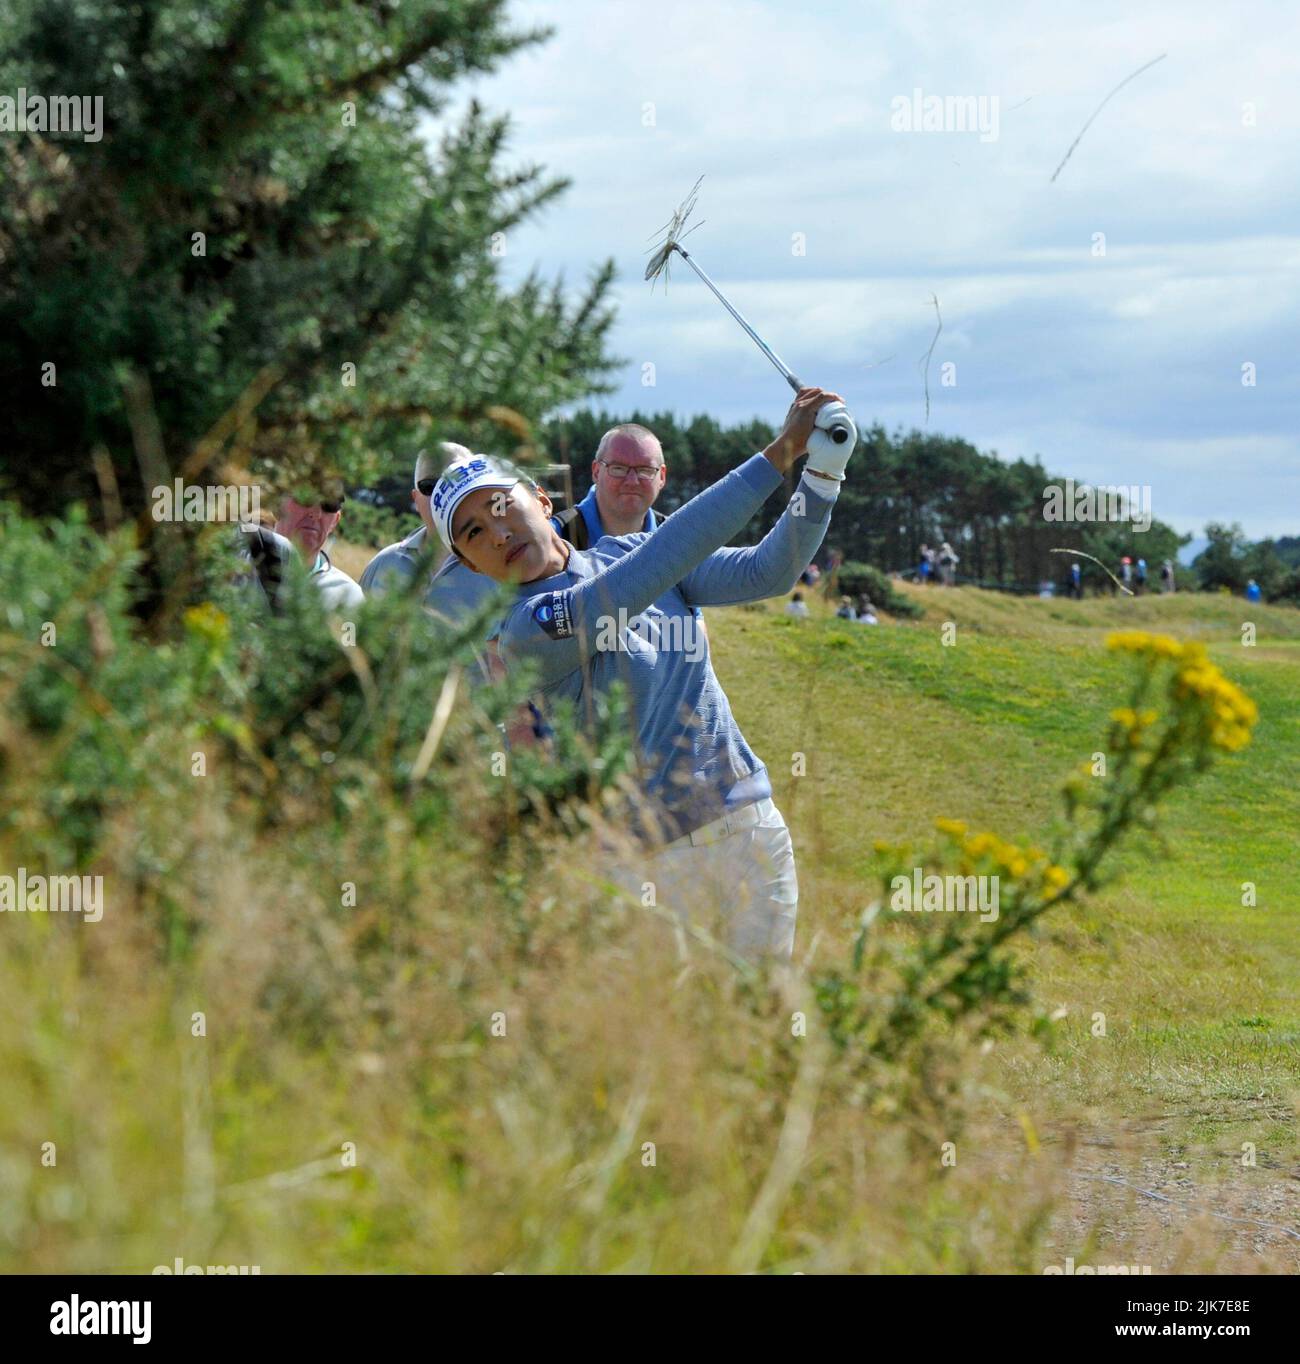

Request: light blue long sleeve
left=678, top=474, right=836, bottom=606
left=495, top=455, right=839, bottom=843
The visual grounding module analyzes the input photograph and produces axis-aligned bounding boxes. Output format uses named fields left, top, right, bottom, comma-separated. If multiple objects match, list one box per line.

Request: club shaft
left=675, top=247, right=802, bottom=392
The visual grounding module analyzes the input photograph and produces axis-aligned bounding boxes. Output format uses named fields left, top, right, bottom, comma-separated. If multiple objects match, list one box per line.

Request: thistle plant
left=815, top=632, right=1259, bottom=1070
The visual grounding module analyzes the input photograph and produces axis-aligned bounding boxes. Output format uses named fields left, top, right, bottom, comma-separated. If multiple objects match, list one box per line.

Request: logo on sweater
left=532, top=591, right=574, bottom=640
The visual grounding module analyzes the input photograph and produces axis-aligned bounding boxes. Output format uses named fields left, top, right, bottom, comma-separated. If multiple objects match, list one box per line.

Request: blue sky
left=438, top=0, right=1300, bottom=540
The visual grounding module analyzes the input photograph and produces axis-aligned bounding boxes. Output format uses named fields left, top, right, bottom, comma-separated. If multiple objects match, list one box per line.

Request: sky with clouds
left=436, top=0, right=1300, bottom=540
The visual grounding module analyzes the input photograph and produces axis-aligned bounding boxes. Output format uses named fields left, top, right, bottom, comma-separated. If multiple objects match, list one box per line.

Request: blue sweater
left=497, top=455, right=835, bottom=841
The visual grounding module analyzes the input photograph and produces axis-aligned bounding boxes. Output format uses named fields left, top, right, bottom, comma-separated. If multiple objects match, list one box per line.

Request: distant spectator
left=1161, top=559, right=1176, bottom=594
left=835, top=596, right=856, bottom=620
left=855, top=595, right=878, bottom=625
left=918, top=543, right=934, bottom=584
left=1135, top=557, right=1148, bottom=594
left=786, top=591, right=810, bottom=618
left=799, top=562, right=822, bottom=588
left=938, top=542, right=958, bottom=586
left=1038, top=579, right=1055, bottom=599
left=1119, top=556, right=1133, bottom=594
left=1246, top=578, right=1262, bottom=603
left=1069, top=560, right=1082, bottom=599
left=822, top=547, right=845, bottom=600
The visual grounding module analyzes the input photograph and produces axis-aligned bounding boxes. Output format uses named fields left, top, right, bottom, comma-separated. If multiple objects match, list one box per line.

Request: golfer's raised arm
left=678, top=476, right=836, bottom=607
left=497, top=389, right=844, bottom=681
left=676, top=385, right=846, bottom=604
left=497, top=453, right=784, bottom=682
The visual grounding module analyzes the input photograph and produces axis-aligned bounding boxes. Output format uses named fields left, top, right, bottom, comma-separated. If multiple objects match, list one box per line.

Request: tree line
left=539, top=409, right=1300, bottom=600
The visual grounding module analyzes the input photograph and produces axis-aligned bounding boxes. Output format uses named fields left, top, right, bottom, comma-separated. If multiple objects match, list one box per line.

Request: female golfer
left=429, top=388, right=852, bottom=961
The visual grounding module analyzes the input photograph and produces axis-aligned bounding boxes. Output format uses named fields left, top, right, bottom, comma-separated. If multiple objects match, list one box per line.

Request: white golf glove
left=805, top=401, right=858, bottom=481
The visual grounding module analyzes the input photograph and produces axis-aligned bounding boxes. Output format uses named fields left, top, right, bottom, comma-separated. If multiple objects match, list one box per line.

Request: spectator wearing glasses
left=247, top=480, right=364, bottom=612
left=580, top=424, right=669, bottom=540
left=570, top=424, right=704, bottom=632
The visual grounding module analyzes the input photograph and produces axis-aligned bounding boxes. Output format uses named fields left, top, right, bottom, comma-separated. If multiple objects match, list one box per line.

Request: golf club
left=646, top=179, right=857, bottom=459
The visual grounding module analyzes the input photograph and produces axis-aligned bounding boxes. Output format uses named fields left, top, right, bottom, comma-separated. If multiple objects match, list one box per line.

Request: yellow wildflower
left=1042, top=865, right=1070, bottom=892
left=183, top=602, right=230, bottom=649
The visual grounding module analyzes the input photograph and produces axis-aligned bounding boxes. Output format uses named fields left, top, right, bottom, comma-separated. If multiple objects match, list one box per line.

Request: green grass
left=712, top=585, right=1300, bottom=1145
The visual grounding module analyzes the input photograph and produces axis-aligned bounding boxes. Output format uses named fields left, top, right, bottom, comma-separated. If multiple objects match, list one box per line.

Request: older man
left=559, top=424, right=703, bottom=636
left=571, top=423, right=668, bottom=543
left=234, top=477, right=362, bottom=611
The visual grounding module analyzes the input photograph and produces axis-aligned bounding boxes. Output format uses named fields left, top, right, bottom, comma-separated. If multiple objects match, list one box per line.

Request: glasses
left=291, top=493, right=343, bottom=514
left=416, top=478, right=436, bottom=496
left=598, top=460, right=662, bottom=482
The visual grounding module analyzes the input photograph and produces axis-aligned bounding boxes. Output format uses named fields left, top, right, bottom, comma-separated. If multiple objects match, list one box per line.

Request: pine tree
left=0, top=0, right=619, bottom=518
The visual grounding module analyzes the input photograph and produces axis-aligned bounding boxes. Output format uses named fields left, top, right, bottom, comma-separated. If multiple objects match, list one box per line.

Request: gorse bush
left=0, top=504, right=632, bottom=867
left=336, top=501, right=408, bottom=550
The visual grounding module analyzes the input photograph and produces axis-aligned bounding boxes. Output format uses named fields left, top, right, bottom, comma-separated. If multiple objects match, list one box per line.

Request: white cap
left=430, top=454, right=535, bottom=553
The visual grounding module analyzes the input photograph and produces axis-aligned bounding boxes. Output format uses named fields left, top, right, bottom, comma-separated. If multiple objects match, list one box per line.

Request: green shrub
left=0, top=503, right=633, bottom=870
left=835, top=561, right=922, bottom=617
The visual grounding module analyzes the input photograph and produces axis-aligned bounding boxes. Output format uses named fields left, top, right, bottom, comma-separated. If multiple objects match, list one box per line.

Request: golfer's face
left=594, top=436, right=665, bottom=521
left=452, top=484, right=552, bottom=582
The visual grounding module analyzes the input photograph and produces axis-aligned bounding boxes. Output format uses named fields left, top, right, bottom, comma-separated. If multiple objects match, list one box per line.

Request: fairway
left=709, top=581, right=1300, bottom=1269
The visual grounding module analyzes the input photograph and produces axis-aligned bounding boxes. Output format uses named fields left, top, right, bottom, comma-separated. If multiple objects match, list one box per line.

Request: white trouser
left=607, top=798, right=799, bottom=962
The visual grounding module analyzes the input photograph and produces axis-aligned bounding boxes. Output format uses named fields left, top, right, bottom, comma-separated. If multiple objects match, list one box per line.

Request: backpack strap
left=553, top=504, right=589, bottom=551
